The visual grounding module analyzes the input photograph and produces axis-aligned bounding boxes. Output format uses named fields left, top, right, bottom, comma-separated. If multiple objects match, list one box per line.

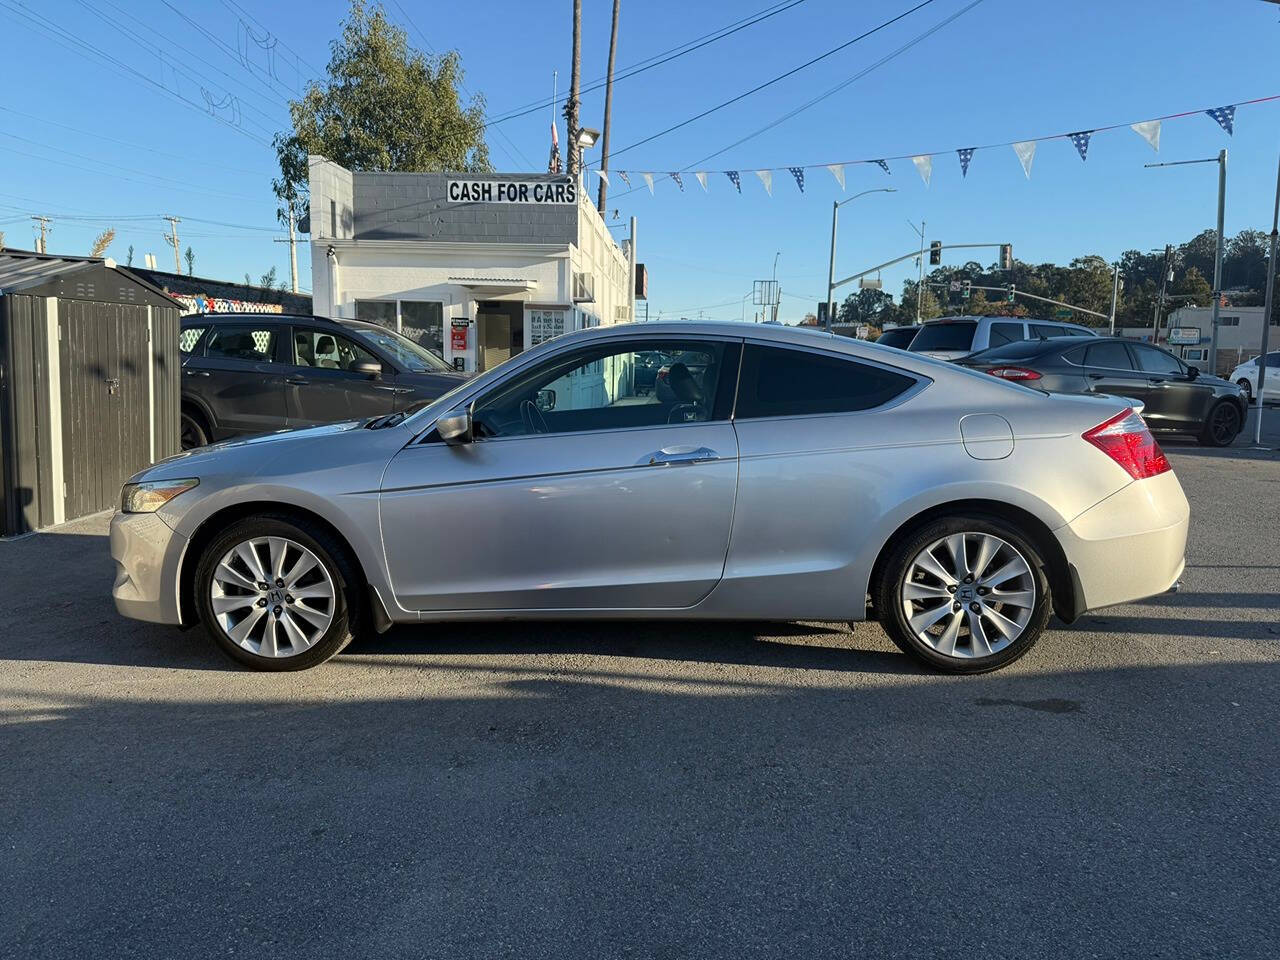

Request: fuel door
left=959, top=413, right=1014, bottom=460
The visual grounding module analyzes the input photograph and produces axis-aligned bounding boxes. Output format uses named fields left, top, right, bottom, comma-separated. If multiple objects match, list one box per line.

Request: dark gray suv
left=179, top=313, right=468, bottom=448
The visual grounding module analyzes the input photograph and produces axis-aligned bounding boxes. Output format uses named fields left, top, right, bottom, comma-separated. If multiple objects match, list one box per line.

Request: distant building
left=307, top=157, right=636, bottom=373
left=130, top=266, right=312, bottom=316
left=1119, top=305, right=1278, bottom=372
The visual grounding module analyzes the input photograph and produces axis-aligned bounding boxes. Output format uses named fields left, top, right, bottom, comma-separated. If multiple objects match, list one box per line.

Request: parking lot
left=2, top=413, right=1277, bottom=959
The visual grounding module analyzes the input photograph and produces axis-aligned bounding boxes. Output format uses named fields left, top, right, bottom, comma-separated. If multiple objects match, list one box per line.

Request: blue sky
left=2, top=0, right=1279, bottom=322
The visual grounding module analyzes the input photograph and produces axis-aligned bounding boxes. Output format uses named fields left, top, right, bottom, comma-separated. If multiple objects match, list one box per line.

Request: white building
left=308, top=157, right=636, bottom=373
left=1120, top=305, right=1278, bottom=372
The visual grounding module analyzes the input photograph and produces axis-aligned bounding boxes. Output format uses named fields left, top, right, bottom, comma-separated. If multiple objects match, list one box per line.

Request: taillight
left=1082, top=409, right=1170, bottom=480
left=985, top=366, right=1042, bottom=381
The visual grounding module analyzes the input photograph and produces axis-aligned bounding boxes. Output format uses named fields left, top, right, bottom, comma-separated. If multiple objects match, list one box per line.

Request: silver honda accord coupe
left=111, top=321, right=1189, bottom=674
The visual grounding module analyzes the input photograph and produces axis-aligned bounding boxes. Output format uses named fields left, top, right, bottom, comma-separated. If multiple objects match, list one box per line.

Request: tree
left=798, top=312, right=819, bottom=326
left=272, top=0, right=491, bottom=228
left=260, top=266, right=278, bottom=289
left=184, top=246, right=195, bottom=276
left=1173, top=265, right=1212, bottom=305
left=837, top=288, right=893, bottom=325
left=89, top=228, right=115, bottom=258
left=126, top=244, right=134, bottom=267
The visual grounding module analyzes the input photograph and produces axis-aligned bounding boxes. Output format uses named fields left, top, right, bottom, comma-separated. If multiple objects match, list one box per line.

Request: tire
left=180, top=410, right=209, bottom=450
left=875, top=515, right=1052, bottom=674
left=194, top=515, right=364, bottom=671
left=1197, top=399, right=1242, bottom=447
left=1236, top=379, right=1252, bottom=404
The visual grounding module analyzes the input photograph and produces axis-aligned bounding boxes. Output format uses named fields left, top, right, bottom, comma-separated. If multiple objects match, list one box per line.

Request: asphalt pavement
left=2, top=413, right=1278, bottom=959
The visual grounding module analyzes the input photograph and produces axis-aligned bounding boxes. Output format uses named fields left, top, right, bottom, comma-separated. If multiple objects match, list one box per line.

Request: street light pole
left=823, top=187, right=896, bottom=331
left=1254, top=149, right=1279, bottom=445
left=1209, top=148, right=1228, bottom=375
left=1108, top=263, right=1121, bottom=335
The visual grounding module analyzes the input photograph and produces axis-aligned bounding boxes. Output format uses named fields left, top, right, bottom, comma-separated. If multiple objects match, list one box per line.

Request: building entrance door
left=476, top=302, right=524, bottom=372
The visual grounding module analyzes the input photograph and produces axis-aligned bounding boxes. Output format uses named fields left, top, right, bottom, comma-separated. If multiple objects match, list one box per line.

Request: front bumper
left=1055, top=469, right=1190, bottom=615
left=110, top=510, right=188, bottom=625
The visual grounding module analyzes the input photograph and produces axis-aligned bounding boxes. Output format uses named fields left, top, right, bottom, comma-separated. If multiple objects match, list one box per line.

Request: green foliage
left=837, top=287, right=894, bottom=325
left=126, top=244, right=134, bottom=267
left=184, top=245, right=195, bottom=276
left=273, top=0, right=491, bottom=225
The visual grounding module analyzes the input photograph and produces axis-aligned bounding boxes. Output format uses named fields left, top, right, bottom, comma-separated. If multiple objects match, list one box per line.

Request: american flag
left=873, top=159, right=890, bottom=174
left=957, top=147, right=975, bottom=177
left=618, top=170, right=630, bottom=186
left=1068, top=131, right=1091, bottom=162
left=788, top=167, right=805, bottom=192
left=670, top=172, right=684, bottom=191
left=1206, top=105, right=1235, bottom=135
left=547, top=121, right=561, bottom=174
left=725, top=170, right=741, bottom=193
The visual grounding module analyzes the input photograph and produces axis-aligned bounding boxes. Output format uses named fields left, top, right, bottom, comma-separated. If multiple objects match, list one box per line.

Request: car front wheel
left=194, top=515, right=364, bottom=671
left=1236, top=379, right=1252, bottom=403
left=1198, top=399, right=1242, bottom=447
left=875, top=516, right=1052, bottom=674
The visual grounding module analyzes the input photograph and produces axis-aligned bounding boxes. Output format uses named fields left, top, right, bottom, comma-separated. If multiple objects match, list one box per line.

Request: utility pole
left=911, top=220, right=926, bottom=322
left=566, top=0, right=582, bottom=178
left=825, top=188, right=896, bottom=331
left=162, top=216, right=182, bottom=273
left=1254, top=149, right=1279, bottom=445
left=30, top=216, right=51, bottom=253
left=1152, top=244, right=1173, bottom=342
left=597, top=0, right=620, bottom=212
left=1208, top=148, right=1227, bottom=375
left=1108, top=263, right=1121, bottom=335
left=274, top=208, right=299, bottom=293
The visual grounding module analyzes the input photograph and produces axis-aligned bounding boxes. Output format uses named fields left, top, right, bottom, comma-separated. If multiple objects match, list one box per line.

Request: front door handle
left=644, top=445, right=718, bottom=466
left=185, top=369, right=209, bottom=377
left=1087, top=373, right=1104, bottom=380
left=1148, top=378, right=1166, bottom=385
left=286, top=375, right=310, bottom=385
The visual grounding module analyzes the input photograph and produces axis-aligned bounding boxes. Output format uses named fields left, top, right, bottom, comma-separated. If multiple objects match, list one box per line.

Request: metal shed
left=0, top=250, right=183, bottom=536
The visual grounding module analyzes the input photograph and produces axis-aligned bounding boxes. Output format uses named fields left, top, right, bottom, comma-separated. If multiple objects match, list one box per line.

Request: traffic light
left=929, top=241, right=942, bottom=266
left=999, top=243, right=1013, bottom=270
left=1006, top=284, right=1016, bottom=303
left=961, top=280, right=971, bottom=300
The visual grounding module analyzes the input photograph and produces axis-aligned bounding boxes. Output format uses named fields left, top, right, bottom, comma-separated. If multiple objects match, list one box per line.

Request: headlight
left=120, top=478, right=200, bottom=513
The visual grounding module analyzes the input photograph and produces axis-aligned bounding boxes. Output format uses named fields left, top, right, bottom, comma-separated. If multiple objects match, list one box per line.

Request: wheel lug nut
left=947, top=585, right=957, bottom=594
left=275, top=578, right=285, bottom=588
left=977, top=587, right=989, bottom=596
left=963, top=575, right=974, bottom=584
left=285, top=595, right=294, bottom=604
left=273, top=605, right=283, bottom=616
left=257, top=598, right=267, bottom=607
left=969, top=602, right=980, bottom=612
left=953, top=602, right=962, bottom=612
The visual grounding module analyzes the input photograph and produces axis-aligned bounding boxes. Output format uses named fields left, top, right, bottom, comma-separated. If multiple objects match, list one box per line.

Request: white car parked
left=1230, top=351, right=1280, bottom=404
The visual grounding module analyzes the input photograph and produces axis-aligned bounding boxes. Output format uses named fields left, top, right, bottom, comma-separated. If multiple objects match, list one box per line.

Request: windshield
left=348, top=324, right=454, bottom=372
left=909, top=321, right=978, bottom=352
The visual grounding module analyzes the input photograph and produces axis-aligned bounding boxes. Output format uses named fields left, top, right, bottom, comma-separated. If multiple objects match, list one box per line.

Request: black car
left=875, top=325, right=920, bottom=349
left=179, top=313, right=469, bottom=448
left=960, top=337, right=1247, bottom=446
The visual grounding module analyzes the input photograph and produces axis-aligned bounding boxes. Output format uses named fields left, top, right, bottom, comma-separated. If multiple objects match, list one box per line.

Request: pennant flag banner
left=1012, top=140, right=1036, bottom=179
left=912, top=154, right=932, bottom=187
left=1069, top=131, right=1092, bottom=162
left=1206, top=105, right=1235, bottom=135
left=607, top=97, right=1273, bottom=200
left=1131, top=119, right=1161, bottom=152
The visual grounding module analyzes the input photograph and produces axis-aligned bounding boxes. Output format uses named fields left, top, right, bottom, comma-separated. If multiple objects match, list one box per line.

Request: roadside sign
left=859, top=277, right=882, bottom=290
left=1168, top=326, right=1201, bottom=345
left=949, top=280, right=961, bottom=292
left=1054, top=308, right=1072, bottom=319
left=856, top=324, right=870, bottom=339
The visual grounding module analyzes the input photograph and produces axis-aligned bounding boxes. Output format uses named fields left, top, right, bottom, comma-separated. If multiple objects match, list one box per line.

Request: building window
left=355, top=300, right=398, bottom=328
left=1184, top=349, right=1205, bottom=361
left=1219, top=316, right=1239, bottom=326
left=400, top=301, right=444, bottom=355
left=529, top=309, right=567, bottom=346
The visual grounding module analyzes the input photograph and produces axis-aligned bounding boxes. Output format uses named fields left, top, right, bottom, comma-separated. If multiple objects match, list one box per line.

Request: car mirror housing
left=437, top=405, right=473, bottom=445
left=1185, top=365, right=1200, bottom=380
left=352, top=360, right=382, bottom=379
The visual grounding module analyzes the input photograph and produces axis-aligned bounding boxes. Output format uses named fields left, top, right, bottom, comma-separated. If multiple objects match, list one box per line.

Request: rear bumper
left=1055, top=470, right=1190, bottom=615
left=110, top=510, right=187, bottom=625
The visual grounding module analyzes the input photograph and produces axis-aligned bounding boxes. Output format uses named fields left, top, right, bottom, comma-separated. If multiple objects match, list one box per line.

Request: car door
left=378, top=336, right=742, bottom=612
left=1079, top=341, right=1149, bottom=407
left=1130, top=343, right=1203, bottom=431
left=284, top=325, right=401, bottom=426
left=1263, top=351, right=1280, bottom=400
left=183, top=322, right=287, bottom=437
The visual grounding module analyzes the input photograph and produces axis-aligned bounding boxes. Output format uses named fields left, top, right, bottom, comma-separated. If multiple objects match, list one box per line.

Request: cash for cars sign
left=447, top=179, right=578, bottom=204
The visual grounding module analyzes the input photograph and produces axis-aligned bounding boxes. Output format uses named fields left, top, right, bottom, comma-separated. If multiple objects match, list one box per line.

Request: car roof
left=181, top=312, right=345, bottom=326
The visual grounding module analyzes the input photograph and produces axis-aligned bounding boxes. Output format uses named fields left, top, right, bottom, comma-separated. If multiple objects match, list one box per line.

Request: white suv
left=908, top=315, right=1098, bottom=361
left=1230, top=351, right=1280, bottom=404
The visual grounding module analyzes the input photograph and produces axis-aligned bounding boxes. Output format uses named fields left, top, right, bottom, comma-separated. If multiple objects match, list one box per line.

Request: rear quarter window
left=736, top=344, right=916, bottom=419
left=909, top=321, right=977, bottom=352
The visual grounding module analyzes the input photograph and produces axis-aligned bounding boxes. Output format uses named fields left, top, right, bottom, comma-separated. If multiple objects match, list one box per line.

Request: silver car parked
left=111, top=322, right=1189, bottom=674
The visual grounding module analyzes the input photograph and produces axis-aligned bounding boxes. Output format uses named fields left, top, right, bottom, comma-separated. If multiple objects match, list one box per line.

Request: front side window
left=472, top=339, right=733, bottom=439
left=292, top=328, right=378, bottom=371
left=1266, top=351, right=1280, bottom=368
left=1030, top=323, right=1072, bottom=338
left=735, top=344, right=916, bottom=419
left=1084, top=342, right=1133, bottom=369
left=1132, top=344, right=1183, bottom=375
left=988, top=322, right=1024, bottom=346
left=204, top=325, right=277, bottom=363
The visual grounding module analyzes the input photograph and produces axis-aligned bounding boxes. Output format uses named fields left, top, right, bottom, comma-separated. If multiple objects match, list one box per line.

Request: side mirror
left=352, top=360, right=382, bottom=379
left=535, top=388, right=557, bottom=412
left=437, top=405, right=473, bottom=445
left=1185, top=365, right=1200, bottom=380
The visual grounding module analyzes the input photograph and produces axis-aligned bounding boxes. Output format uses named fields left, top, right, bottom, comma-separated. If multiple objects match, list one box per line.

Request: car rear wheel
left=195, top=515, right=363, bottom=671
left=875, top=516, right=1051, bottom=674
left=1236, top=379, right=1252, bottom=403
left=1198, top=399, right=1241, bottom=447
left=180, top=410, right=208, bottom=450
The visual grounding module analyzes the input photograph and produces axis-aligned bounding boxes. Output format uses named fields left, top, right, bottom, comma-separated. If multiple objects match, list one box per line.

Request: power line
left=602, top=0, right=939, bottom=164
left=220, top=0, right=324, bottom=79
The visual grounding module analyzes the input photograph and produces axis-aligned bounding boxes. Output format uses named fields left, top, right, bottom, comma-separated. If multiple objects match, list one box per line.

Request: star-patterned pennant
left=1206, top=105, right=1235, bottom=135
left=725, top=171, right=741, bottom=193
left=642, top=172, right=654, bottom=194
left=911, top=154, right=932, bottom=187
left=670, top=172, right=684, bottom=192
left=826, top=163, right=845, bottom=189
left=1068, top=131, right=1092, bottom=162
left=695, top=171, right=708, bottom=192
left=957, top=147, right=975, bottom=178
left=873, top=159, right=890, bottom=175
left=1012, top=141, right=1036, bottom=179
left=1131, top=120, right=1161, bottom=152
left=788, top=167, right=805, bottom=192
left=755, top=169, right=773, bottom=196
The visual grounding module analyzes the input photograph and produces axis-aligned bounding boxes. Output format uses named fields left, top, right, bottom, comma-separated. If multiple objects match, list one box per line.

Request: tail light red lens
left=1082, top=409, right=1171, bottom=480
left=985, top=366, right=1042, bottom=381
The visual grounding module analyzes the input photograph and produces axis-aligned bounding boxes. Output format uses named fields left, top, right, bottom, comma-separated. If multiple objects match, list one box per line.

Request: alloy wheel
left=210, top=537, right=336, bottom=657
left=1209, top=403, right=1240, bottom=445
left=900, top=532, right=1036, bottom=659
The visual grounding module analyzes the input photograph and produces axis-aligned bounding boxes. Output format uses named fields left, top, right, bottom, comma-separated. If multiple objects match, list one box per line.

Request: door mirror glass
left=535, top=388, right=557, bottom=412
left=437, top=405, right=473, bottom=445
left=352, top=360, right=382, bottom=378
left=1185, top=365, right=1200, bottom=380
